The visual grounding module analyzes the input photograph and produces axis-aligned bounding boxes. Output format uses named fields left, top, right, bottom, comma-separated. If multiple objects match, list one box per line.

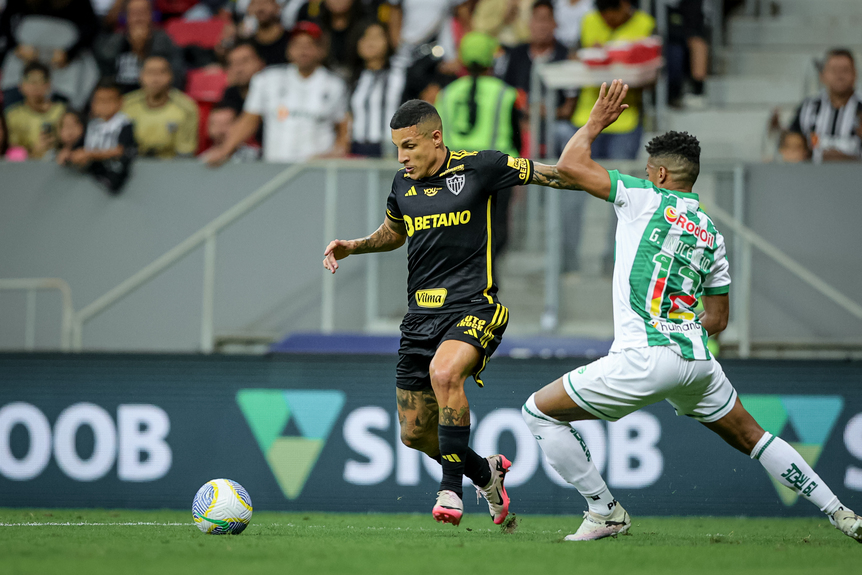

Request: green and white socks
left=522, top=394, right=617, bottom=516
left=524, top=395, right=845, bottom=518
left=750, top=431, right=841, bottom=515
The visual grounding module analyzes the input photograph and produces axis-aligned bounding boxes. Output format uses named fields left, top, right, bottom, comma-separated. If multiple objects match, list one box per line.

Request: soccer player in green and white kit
left=520, top=79, right=862, bottom=542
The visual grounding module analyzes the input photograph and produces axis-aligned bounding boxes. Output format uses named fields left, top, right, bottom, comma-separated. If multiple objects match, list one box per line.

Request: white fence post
left=365, top=168, right=381, bottom=330
left=25, top=289, right=36, bottom=350
left=201, top=232, right=217, bottom=353
left=321, top=165, right=338, bottom=334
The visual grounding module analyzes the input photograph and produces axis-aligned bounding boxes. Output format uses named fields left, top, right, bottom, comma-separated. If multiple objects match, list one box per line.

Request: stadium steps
left=771, top=0, right=862, bottom=17
left=717, top=48, right=840, bottom=77
left=705, top=76, right=804, bottom=107
left=728, top=16, right=862, bottom=47
left=665, top=109, right=773, bottom=160
left=667, top=5, right=862, bottom=160
left=497, top=265, right=615, bottom=339
left=500, top=1, right=862, bottom=340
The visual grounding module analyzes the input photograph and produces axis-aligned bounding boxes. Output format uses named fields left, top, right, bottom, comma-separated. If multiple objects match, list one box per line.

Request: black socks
left=438, top=425, right=469, bottom=496
left=436, top=425, right=492, bottom=496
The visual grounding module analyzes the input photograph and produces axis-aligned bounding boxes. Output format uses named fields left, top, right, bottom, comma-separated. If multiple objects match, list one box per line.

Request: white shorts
left=563, top=345, right=737, bottom=423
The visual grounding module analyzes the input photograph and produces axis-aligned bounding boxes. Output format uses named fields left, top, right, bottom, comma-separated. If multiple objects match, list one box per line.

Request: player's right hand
left=588, top=79, right=629, bottom=131
left=323, top=239, right=355, bottom=274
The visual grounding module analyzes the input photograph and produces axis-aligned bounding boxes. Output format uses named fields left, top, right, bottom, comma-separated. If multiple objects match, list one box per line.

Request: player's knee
left=428, top=362, right=465, bottom=394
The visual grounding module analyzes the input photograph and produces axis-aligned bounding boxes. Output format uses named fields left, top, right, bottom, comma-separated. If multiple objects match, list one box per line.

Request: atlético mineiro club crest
left=446, top=173, right=465, bottom=195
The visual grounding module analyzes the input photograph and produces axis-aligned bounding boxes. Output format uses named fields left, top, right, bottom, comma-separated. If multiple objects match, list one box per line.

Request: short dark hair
left=532, top=0, right=554, bottom=13
left=62, top=108, right=86, bottom=126
left=93, top=76, right=121, bottom=96
left=645, top=131, right=701, bottom=185
left=596, top=0, right=624, bottom=11
left=228, top=40, right=263, bottom=61
left=390, top=99, right=442, bottom=133
left=143, top=54, right=171, bottom=69
left=825, top=48, right=855, bottom=67
left=210, top=105, right=237, bottom=117
left=22, top=61, right=50, bottom=81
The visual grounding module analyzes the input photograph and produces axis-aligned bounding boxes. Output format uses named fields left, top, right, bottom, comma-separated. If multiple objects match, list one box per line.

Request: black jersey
left=386, top=149, right=534, bottom=314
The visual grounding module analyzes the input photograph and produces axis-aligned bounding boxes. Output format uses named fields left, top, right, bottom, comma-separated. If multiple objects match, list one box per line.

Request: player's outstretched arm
left=530, top=79, right=630, bottom=200
left=699, top=294, right=729, bottom=336
left=323, top=217, right=407, bottom=274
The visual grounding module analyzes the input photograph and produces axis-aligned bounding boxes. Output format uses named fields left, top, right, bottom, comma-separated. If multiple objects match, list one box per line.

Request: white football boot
left=432, top=490, right=464, bottom=526
left=475, top=454, right=512, bottom=525
left=829, top=506, right=862, bottom=543
left=564, top=502, right=631, bottom=541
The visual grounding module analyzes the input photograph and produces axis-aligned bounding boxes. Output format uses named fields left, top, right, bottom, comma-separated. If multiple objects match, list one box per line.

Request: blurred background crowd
left=0, top=0, right=858, bottom=192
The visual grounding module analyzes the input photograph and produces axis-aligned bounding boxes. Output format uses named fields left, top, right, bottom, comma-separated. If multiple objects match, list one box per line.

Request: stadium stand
left=668, top=0, right=862, bottom=161
left=2, top=0, right=862, bottom=354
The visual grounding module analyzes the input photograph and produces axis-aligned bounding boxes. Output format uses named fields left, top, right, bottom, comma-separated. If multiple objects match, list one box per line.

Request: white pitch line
left=0, top=522, right=191, bottom=526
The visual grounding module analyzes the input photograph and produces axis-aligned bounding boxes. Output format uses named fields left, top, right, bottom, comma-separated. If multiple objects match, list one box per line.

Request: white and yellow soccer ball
left=192, top=478, right=253, bottom=534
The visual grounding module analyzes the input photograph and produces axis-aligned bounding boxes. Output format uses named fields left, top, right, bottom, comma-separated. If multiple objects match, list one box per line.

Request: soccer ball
left=192, top=478, right=253, bottom=534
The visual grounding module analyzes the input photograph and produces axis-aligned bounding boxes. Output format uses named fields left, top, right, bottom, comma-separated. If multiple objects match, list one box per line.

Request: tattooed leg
left=396, top=388, right=440, bottom=457
left=428, top=340, right=486, bottom=498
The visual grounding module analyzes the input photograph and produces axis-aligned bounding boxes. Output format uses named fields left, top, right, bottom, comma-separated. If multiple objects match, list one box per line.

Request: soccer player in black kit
left=323, top=100, right=538, bottom=526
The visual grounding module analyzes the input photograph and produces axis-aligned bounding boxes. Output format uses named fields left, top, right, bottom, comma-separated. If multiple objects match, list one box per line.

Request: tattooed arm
left=530, top=79, right=630, bottom=201
left=323, top=217, right=407, bottom=274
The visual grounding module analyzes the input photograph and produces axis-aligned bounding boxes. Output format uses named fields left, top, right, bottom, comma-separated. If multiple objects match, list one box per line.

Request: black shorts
left=395, top=303, right=509, bottom=391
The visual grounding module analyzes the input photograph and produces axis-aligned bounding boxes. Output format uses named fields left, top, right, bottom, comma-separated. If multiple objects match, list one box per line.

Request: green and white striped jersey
left=606, top=170, right=730, bottom=360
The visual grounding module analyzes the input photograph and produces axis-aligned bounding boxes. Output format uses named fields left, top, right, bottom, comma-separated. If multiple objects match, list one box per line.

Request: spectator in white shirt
left=553, top=0, right=593, bottom=49
left=205, top=21, right=350, bottom=165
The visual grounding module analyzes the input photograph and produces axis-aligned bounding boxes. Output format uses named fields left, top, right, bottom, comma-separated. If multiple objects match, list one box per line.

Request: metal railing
left=707, top=169, right=862, bottom=356
left=0, top=278, right=74, bottom=350
left=71, top=163, right=307, bottom=351
left=68, top=160, right=399, bottom=351
left=535, top=163, right=862, bottom=358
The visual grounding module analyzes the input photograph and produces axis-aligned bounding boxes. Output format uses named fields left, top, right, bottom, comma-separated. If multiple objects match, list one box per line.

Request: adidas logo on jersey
left=405, top=186, right=417, bottom=196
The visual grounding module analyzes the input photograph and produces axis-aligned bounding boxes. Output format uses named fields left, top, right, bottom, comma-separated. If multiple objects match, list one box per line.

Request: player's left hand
left=588, top=79, right=629, bottom=131
left=323, top=239, right=356, bottom=274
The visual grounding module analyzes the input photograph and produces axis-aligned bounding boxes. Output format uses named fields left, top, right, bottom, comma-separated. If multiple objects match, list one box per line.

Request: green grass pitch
left=0, top=509, right=857, bottom=575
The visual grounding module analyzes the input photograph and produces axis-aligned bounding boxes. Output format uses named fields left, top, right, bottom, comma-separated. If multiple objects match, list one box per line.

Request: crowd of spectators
left=1, top=0, right=857, bottom=194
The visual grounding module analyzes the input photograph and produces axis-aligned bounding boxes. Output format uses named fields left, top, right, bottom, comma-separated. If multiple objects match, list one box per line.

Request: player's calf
left=522, top=393, right=617, bottom=517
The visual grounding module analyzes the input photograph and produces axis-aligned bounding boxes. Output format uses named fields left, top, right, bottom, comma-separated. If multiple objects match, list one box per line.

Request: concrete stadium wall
left=0, top=160, right=860, bottom=351
left=0, top=160, right=407, bottom=351
left=744, top=164, right=862, bottom=344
